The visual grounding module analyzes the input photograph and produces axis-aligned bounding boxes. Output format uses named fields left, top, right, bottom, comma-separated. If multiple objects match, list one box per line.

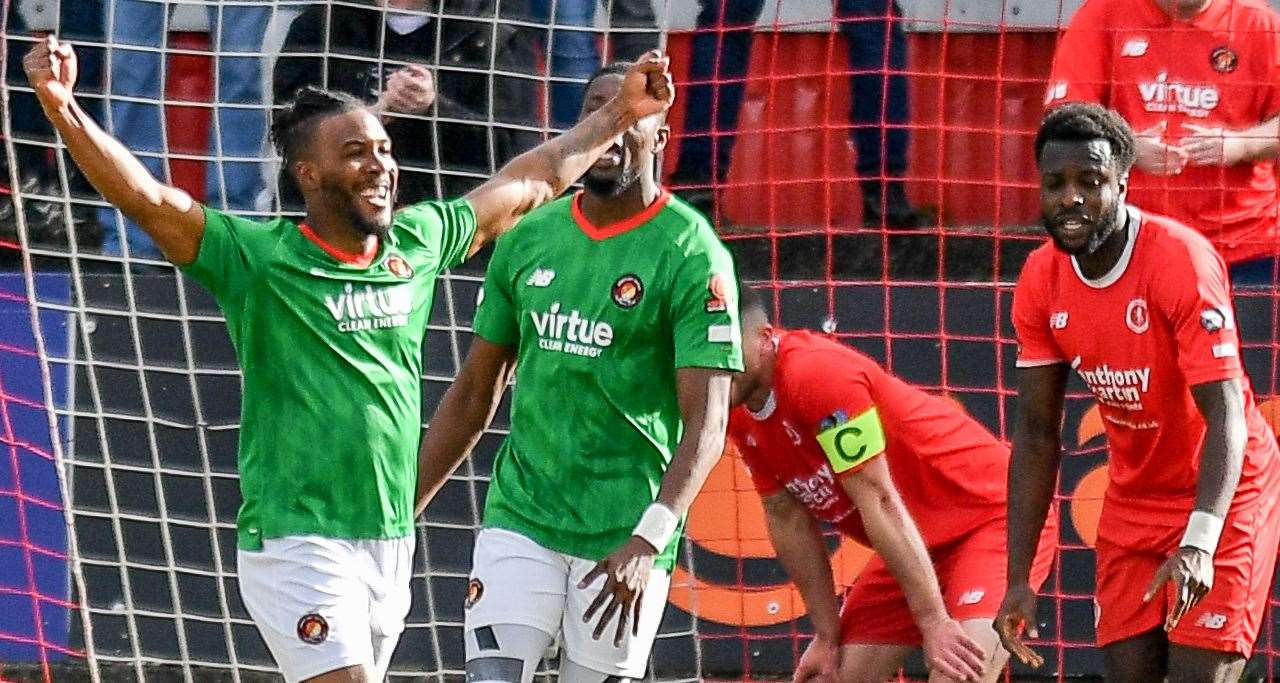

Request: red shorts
left=1094, top=489, right=1280, bottom=656
left=838, top=512, right=1059, bottom=645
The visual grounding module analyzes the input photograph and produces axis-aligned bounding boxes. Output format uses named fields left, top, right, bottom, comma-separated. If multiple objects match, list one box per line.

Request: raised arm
left=460, top=50, right=674, bottom=256
left=842, top=457, right=986, bottom=682
left=761, top=490, right=842, bottom=682
left=24, top=36, right=205, bottom=265
left=414, top=337, right=516, bottom=517
left=995, top=363, right=1069, bottom=668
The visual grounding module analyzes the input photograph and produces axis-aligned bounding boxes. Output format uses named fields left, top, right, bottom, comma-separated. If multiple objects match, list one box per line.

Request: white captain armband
left=1179, top=510, right=1225, bottom=556
left=815, top=407, right=886, bottom=474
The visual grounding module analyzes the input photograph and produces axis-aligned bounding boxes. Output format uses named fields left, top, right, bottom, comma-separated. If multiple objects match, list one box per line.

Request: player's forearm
left=497, top=98, right=637, bottom=210
left=414, top=374, right=507, bottom=516
left=654, top=373, right=732, bottom=515
left=852, top=474, right=950, bottom=628
left=764, top=500, right=842, bottom=641
left=37, top=95, right=198, bottom=248
left=1190, top=380, right=1248, bottom=521
left=1238, top=115, right=1280, bottom=161
left=1007, top=429, right=1061, bottom=586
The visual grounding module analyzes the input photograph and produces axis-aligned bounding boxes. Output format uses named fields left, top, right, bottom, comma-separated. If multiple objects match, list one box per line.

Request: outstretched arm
left=24, top=36, right=205, bottom=264
left=842, top=457, right=986, bottom=681
left=414, top=338, right=516, bottom=517
left=461, top=50, right=674, bottom=256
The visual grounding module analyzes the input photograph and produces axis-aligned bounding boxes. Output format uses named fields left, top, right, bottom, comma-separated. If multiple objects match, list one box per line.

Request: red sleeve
left=727, top=413, right=785, bottom=497
left=1045, top=0, right=1110, bottom=107
left=1012, top=254, right=1067, bottom=368
left=1155, top=238, right=1244, bottom=386
left=1258, top=14, right=1280, bottom=119
left=781, top=350, right=876, bottom=433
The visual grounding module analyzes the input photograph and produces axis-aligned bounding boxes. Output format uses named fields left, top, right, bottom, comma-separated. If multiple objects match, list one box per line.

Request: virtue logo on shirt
left=1137, top=72, right=1220, bottom=117
left=530, top=301, right=614, bottom=358
left=1075, top=362, right=1152, bottom=411
left=324, top=283, right=413, bottom=332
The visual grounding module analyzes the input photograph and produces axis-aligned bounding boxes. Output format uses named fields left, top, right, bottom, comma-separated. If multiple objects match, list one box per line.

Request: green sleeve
left=669, top=232, right=744, bottom=371
left=472, top=235, right=519, bottom=346
left=181, top=206, right=261, bottom=306
left=396, top=198, right=478, bottom=269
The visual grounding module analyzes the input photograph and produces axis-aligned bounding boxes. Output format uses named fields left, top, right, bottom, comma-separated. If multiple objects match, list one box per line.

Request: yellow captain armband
left=815, top=407, right=887, bottom=474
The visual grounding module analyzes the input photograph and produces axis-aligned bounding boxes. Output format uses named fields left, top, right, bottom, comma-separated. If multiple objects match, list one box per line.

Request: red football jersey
left=1013, top=207, right=1279, bottom=520
left=728, top=330, right=1009, bottom=548
left=1045, top=0, right=1280, bottom=264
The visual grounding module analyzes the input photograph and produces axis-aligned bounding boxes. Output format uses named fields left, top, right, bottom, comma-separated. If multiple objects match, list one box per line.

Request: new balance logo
left=957, top=589, right=985, bottom=606
left=1195, top=613, right=1227, bottom=630
left=1121, top=38, right=1148, bottom=57
left=1050, top=311, right=1069, bottom=329
left=526, top=268, right=556, bottom=287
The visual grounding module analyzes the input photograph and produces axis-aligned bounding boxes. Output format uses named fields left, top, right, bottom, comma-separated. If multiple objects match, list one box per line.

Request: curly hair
left=270, top=86, right=367, bottom=170
left=1035, top=102, right=1137, bottom=171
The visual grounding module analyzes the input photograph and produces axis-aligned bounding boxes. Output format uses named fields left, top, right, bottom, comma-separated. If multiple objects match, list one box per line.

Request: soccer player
left=997, top=102, right=1280, bottom=683
left=24, top=36, right=674, bottom=683
left=414, top=63, right=742, bottom=682
left=725, top=288, right=1057, bottom=683
left=1044, top=0, right=1280, bottom=280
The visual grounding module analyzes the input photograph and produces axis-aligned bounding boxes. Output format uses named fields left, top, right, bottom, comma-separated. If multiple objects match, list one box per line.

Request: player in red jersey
left=1045, top=0, right=1280, bottom=271
left=727, top=288, right=1058, bottom=683
left=996, top=102, right=1280, bottom=683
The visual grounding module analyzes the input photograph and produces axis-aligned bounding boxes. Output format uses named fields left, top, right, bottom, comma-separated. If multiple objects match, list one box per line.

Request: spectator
left=529, top=0, right=660, bottom=129
left=1046, top=0, right=1280, bottom=285
left=669, top=0, right=932, bottom=230
left=104, top=0, right=269, bottom=260
left=273, top=0, right=542, bottom=208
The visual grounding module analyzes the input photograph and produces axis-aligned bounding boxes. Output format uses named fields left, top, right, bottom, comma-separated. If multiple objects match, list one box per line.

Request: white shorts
left=465, top=527, right=672, bottom=679
left=237, top=535, right=413, bottom=682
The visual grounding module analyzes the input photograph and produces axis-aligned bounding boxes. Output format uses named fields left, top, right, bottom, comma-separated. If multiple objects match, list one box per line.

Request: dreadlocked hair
left=270, top=87, right=366, bottom=169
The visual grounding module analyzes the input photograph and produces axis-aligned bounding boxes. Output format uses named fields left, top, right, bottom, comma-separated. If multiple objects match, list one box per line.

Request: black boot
left=860, top=179, right=934, bottom=230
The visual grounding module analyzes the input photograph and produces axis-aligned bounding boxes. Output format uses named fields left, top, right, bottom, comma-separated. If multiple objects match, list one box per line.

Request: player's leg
left=561, top=558, right=672, bottom=681
left=833, top=555, right=917, bottom=682
left=1103, top=629, right=1169, bottom=683
left=464, top=528, right=570, bottom=683
left=1166, top=645, right=1246, bottom=683
left=237, top=537, right=382, bottom=682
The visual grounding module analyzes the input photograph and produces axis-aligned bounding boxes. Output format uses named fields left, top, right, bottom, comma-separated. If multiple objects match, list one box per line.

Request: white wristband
left=1179, top=511, right=1225, bottom=556
left=632, top=503, right=679, bottom=552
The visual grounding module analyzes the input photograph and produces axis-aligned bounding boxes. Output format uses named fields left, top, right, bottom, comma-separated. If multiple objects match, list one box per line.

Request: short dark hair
left=1034, top=102, right=1137, bottom=171
left=585, top=62, right=631, bottom=91
left=270, top=87, right=367, bottom=169
left=738, top=284, right=770, bottom=323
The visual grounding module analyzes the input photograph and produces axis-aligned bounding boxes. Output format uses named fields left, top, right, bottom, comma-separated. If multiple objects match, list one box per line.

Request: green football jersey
left=472, top=192, right=743, bottom=570
left=183, top=200, right=476, bottom=550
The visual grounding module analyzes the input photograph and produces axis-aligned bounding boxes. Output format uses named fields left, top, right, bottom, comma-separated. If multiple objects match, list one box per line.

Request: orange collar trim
left=299, top=223, right=379, bottom=267
left=571, top=190, right=670, bottom=241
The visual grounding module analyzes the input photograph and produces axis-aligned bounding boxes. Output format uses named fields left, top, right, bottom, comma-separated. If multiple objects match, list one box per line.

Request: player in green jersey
left=415, top=63, right=743, bottom=682
left=25, top=36, right=674, bottom=683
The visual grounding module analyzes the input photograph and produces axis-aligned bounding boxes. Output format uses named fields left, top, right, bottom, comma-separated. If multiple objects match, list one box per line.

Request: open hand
left=579, top=536, right=657, bottom=647
left=921, top=615, right=987, bottom=681
left=1145, top=546, right=1214, bottom=631
left=792, top=635, right=839, bottom=683
left=619, top=50, right=675, bottom=122
left=1179, top=123, right=1253, bottom=167
left=24, top=35, right=78, bottom=109
left=993, top=582, right=1044, bottom=669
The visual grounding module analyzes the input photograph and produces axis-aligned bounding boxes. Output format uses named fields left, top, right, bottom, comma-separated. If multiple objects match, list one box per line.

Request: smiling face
left=1038, top=138, right=1128, bottom=256
left=294, top=108, right=398, bottom=236
left=578, top=72, right=669, bottom=198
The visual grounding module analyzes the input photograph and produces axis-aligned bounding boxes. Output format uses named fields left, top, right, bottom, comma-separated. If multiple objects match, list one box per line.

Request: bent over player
left=997, top=102, right=1280, bottom=683
left=726, top=288, right=1057, bottom=683
left=415, top=63, right=742, bottom=682
left=24, top=36, right=674, bottom=682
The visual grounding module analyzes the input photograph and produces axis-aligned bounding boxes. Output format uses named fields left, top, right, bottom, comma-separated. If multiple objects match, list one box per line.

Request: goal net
left=2, top=0, right=1279, bottom=681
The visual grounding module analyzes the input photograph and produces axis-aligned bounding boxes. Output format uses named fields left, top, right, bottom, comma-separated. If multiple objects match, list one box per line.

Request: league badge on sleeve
left=705, top=273, right=731, bottom=313
left=1200, top=305, right=1234, bottom=332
